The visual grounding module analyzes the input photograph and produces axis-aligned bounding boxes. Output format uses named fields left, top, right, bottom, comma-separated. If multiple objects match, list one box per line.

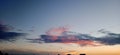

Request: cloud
left=96, top=29, right=120, bottom=45
left=27, top=27, right=100, bottom=46
left=0, top=23, right=27, bottom=42
left=27, top=27, right=120, bottom=46
left=0, top=49, right=42, bottom=55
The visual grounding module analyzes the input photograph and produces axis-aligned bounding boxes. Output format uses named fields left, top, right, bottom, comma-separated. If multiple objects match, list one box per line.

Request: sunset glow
left=0, top=0, right=120, bottom=55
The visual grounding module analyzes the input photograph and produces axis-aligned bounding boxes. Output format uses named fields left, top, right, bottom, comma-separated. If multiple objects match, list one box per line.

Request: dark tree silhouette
left=0, top=51, right=3, bottom=55
left=0, top=51, right=9, bottom=55
left=80, top=54, right=86, bottom=55
left=67, top=54, right=71, bottom=55
left=4, top=53, right=9, bottom=55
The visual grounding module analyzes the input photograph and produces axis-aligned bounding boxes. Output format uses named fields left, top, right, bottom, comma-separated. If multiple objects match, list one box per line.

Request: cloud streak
left=96, top=29, right=120, bottom=45
left=0, top=23, right=26, bottom=42
left=27, top=27, right=120, bottom=46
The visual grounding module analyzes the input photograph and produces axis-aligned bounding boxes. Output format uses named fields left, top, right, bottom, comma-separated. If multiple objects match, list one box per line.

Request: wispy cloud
left=27, top=27, right=120, bottom=46
left=96, top=29, right=120, bottom=45
left=0, top=23, right=27, bottom=42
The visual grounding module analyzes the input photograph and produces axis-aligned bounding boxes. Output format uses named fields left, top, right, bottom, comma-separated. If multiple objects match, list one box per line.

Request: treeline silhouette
left=58, top=54, right=86, bottom=55
left=58, top=53, right=86, bottom=55
left=0, top=50, right=86, bottom=55
left=0, top=51, right=9, bottom=55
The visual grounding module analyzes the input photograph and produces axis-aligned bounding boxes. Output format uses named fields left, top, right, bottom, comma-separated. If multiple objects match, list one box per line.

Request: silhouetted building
left=80, top=54, right=86, bottom=55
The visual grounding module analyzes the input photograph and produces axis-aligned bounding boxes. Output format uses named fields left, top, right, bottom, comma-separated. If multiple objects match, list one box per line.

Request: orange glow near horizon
left=0, top=42, right=120, bottom=55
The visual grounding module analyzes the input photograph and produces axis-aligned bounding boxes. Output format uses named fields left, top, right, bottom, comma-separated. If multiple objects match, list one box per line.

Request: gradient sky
left=0, top=0, right=120, bottom=55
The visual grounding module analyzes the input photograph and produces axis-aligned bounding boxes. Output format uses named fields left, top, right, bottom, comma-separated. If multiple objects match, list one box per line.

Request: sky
left=0, top=0, right=120, bottom=55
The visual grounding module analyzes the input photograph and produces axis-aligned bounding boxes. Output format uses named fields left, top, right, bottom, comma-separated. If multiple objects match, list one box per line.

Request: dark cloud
left=0, top=23, right=27, bottom=42
left=27, top=30, right=101, bottom=46
left=96, top=29, right=120, bottom=45
left=0, top=49, right=41, bottom=55
left=98, top=29, right=112, bottom=34
left=27, top=28, right=120, bottom=46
